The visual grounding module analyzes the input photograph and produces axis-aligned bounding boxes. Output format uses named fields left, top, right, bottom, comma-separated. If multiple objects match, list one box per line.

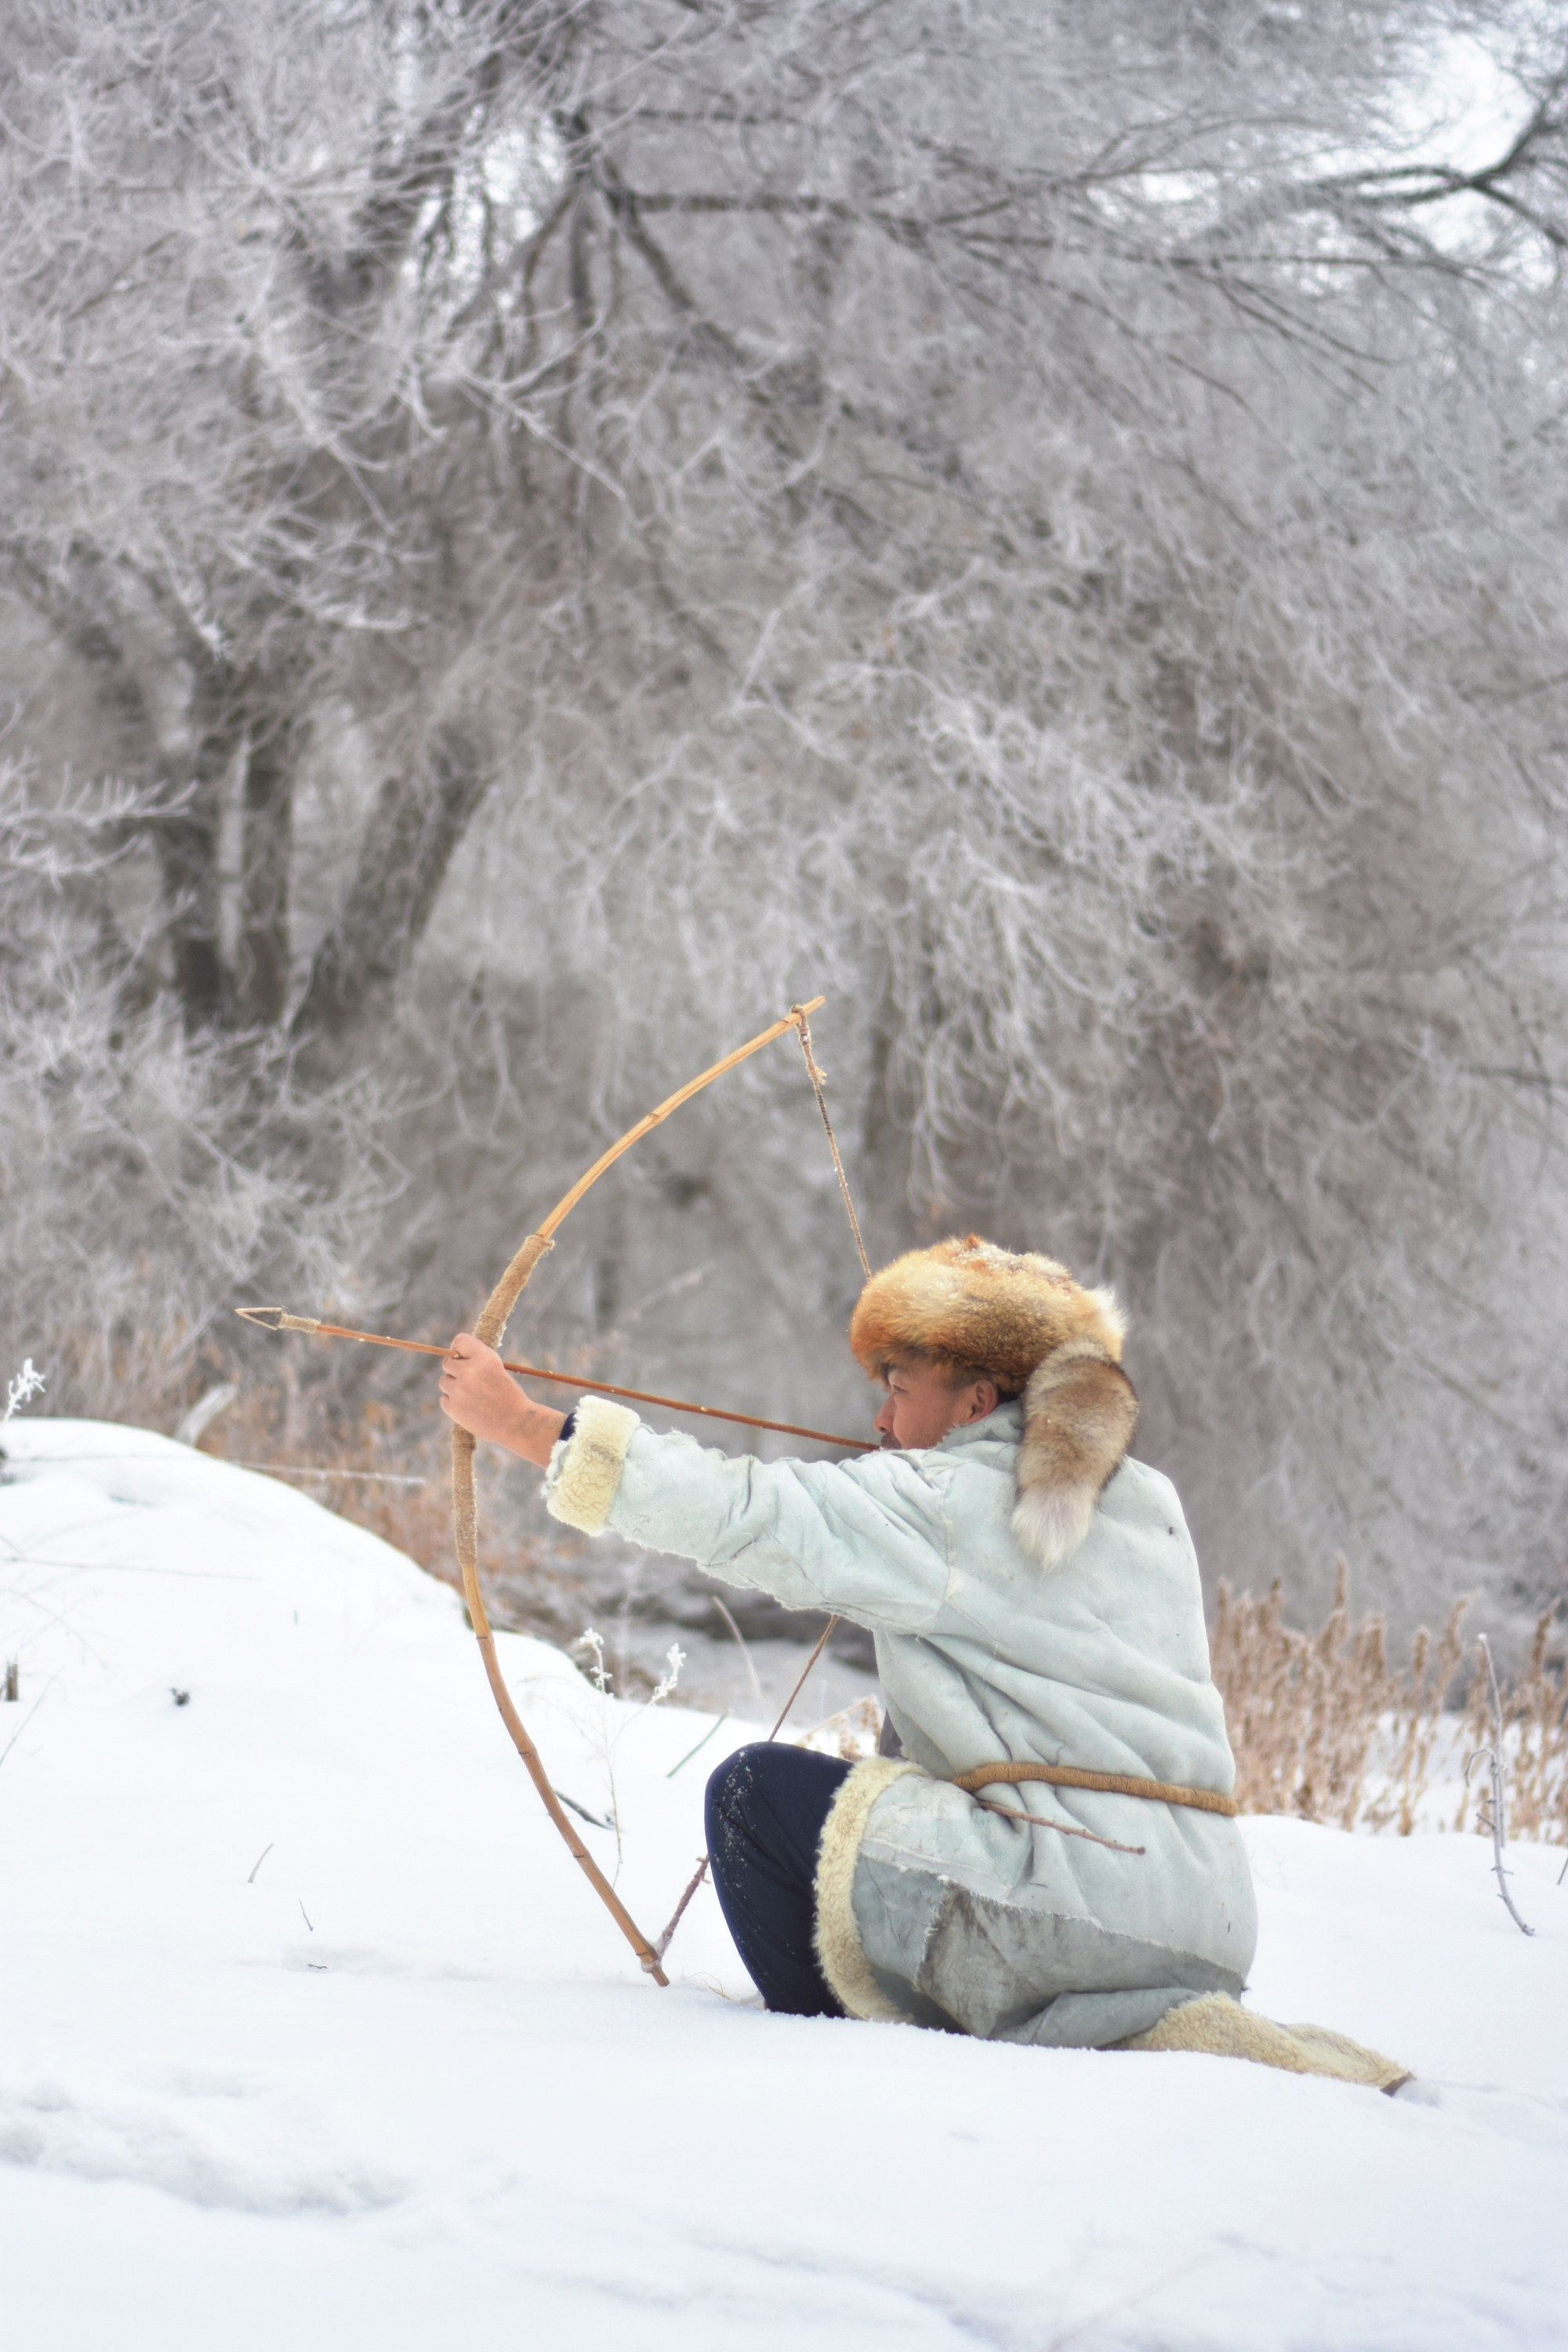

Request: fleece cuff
left=544, top=1395, right=640, bottom=1534
left=813, top=1757, right=924, bottom=2023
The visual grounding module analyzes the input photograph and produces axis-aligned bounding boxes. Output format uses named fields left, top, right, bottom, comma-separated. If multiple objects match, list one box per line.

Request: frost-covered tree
left=4, top=0, right=1568, bottom=1631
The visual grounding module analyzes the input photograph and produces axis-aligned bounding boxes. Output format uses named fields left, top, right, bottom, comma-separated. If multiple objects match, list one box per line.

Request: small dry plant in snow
left=2, top=1362, right=46, bottom=1425
left=568, top=1628, right=687, bottom=1870
left=1455, top=1611, right=1568, bottom=1844
left=1212, top=1566, right=1566, bottom=1842
left=793, top=1696, right=885, bottom=1762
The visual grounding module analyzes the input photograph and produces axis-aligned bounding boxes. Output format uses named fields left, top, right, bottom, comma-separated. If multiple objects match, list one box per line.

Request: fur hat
left=848, top=1234, right=1138, bottom=1570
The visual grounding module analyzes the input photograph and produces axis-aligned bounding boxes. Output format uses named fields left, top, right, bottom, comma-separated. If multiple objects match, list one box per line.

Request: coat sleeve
left=543, top=1395, right=953, bottom=1631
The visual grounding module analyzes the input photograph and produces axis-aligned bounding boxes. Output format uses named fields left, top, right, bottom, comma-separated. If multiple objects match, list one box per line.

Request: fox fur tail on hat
left=849, top=1235, right=1138, bottom=1570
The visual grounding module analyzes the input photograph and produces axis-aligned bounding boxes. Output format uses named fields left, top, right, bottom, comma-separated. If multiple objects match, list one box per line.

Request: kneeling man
left=441, top=1235, right=1406, bottom=2085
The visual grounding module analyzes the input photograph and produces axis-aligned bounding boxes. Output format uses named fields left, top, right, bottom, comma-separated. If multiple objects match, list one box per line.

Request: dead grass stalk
left=1211, top=1563, right=1566, bottom=1840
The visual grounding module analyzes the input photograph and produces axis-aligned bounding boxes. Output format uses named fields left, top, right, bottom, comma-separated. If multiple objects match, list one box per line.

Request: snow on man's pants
left=705, top=1741, right=851, bottom=2016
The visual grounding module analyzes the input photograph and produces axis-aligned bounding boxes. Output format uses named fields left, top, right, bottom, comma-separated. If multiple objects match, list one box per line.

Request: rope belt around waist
left=952, top=1761, right=1239, bottom=1819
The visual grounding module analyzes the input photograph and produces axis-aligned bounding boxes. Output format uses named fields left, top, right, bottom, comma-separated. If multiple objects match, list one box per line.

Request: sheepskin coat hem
left=813, top=1758, right=923, bottom=2021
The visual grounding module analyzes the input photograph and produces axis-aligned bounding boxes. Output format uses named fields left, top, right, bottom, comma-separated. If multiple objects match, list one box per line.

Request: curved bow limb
left=451, top=1001, right=825, bottom=1986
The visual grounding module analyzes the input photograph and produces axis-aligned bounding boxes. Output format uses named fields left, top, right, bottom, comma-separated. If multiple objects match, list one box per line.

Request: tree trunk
left=292, top=725, right=490, bottom=1047
left=234, top=706, right=299, bottom=1029
left=160, top=656, right=254, bottom=1030
left=6, top=554, right=237, bottom=1029
left=154, top=800, right=229, bottom=1028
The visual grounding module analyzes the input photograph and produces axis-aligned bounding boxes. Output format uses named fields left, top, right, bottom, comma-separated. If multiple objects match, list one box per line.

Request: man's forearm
left=492, top=1392, right=568, bottom=1466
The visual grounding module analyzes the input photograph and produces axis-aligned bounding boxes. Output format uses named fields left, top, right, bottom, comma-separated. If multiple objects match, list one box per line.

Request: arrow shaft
left=238, top=1309, right=873, bottom=1452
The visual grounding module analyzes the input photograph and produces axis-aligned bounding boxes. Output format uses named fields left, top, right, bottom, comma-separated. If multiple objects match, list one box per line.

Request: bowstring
left=654, top=1008, right=874, bottom=1964
left=789, top=1003, right=873, bottom=1282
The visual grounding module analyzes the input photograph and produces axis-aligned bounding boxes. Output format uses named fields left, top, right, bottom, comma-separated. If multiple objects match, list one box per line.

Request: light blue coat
left=546, top=1394, right=1257, bottom=2040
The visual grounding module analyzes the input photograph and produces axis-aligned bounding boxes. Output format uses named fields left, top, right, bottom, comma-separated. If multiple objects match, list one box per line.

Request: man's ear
left=967, top=1377, right=1000, bottom=1423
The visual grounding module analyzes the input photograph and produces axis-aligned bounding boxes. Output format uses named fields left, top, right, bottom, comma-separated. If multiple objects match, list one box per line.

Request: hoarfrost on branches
left=3, top=2, right=1568, bottom=1637
left=3, top=1362, right=46, bottom=1425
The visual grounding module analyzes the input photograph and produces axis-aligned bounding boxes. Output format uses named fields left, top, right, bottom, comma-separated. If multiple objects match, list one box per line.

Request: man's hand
left=438, top=1334, right=566, bottom=1467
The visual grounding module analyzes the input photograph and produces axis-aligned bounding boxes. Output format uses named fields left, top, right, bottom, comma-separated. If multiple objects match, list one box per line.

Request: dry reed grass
left=1212, top=1563, right=1567, bottom=1842
left=793, top=1695, right=885, bottom=1762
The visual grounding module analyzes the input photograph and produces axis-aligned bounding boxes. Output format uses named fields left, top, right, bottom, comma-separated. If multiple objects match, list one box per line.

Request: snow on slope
left=2, top=1420, right=1565, bottom=2352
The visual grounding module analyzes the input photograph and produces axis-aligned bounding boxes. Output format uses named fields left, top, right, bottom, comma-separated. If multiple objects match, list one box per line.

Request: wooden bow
left=450, top=1001, right=829, bottom=1986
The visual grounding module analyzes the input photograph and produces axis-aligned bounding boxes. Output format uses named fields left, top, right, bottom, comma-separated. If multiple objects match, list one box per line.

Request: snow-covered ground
left=2, top=1421, right=1564, bottom=2351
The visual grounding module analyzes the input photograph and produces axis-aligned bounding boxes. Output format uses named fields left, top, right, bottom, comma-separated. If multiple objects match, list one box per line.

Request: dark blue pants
left=705, top=1742, right=852, bottom=2016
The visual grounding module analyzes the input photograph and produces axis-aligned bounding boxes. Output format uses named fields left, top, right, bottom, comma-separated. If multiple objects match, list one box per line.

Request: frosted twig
left=172, top=1382, right=234, bottom=1447
left=1464, top=1635, right=1534, bottom=1937
left=570, top=1634, right=682, bottom=1866
left=648, top=1643, right=685, bottom=1707
left=573, top=1626, right=611, bottom=1695
left=0, top=1671, right=60, bottom=1774
left=572, top=1626, right=622, bottom=1860
left=2, top=1360, right=46, bottom=1425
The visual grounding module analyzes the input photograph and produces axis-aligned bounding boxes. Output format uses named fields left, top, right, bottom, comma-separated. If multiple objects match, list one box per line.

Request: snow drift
left=2, top=1421, right=1565, bottom=2350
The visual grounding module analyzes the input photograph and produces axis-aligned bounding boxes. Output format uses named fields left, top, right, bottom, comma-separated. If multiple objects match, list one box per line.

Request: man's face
left=873, top=1356, right=999, bottom=1450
